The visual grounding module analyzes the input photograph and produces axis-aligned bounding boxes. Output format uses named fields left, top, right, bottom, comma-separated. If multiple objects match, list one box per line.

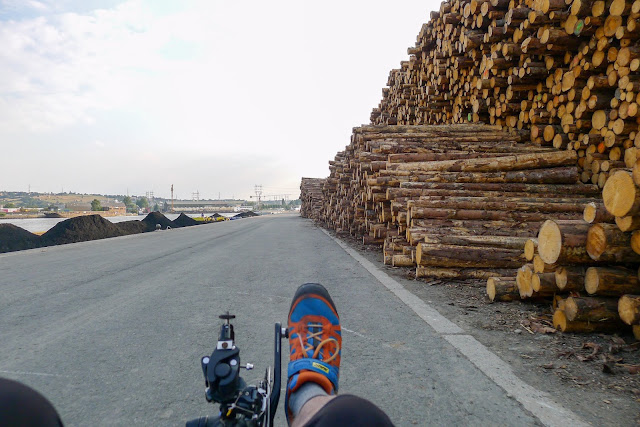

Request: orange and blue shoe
left=285, top=283, right=342, bottom=420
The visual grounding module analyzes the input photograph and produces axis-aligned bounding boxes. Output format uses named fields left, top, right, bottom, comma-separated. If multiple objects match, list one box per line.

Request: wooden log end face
left=487, top=278, right=496, bottom=301
left=524, top=238, right=536, bottom=261
left=583, top=202, right=597, bottom=223
left=584, top=267, right=599, bottom=295
left=586, top=224, right=606, bottom=260
left=603, top=171, right=637, bottom=217
left=553, top=309, right=567, bottom=332
left=555, top=267, right=567, bottom=290
left=538, top=220, right=562, bottom=264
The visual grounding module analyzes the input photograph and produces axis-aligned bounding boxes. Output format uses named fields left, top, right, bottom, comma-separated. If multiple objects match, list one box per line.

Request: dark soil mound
left=0, top=224, right=41, bottom=253
left=41, top=214, right=125, bottom=245
left=173, top=213, right=198, bottom=227
left=209, top=213, right=224, bottom=219
left=232, top=211, right=259, bottom=219
left=142, top=211, right=175, bottom=231
left=116, top=220, right=147, bottom=235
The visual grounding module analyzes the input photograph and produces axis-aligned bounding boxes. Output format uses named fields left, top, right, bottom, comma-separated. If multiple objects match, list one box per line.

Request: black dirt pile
left=142, top=211, right=176, bottom=231
left=173, top=213, right=199, bottom=227
left=0, top=224, right=41, bottom=253
left=210, top=213, right=224, bottom=219
left=116, top=220, right=147, bottom=235
left=41, top=214, right=125, bottom=245
left=232, top=211, right=259, bottom=219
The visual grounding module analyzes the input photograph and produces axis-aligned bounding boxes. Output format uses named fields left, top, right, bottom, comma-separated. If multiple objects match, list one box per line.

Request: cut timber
left=555, top=266, right=586, bottom=292
left=537, top=220, right=590, bottom=264
left=423, top=234, right=530, bottom=249
left=516, top=264, right=534, bottom=298
left=416, top=267, right=512, bottom=280
left=416, top=267, right=500, bottom=280
left=386, top=151, right=577, bottom=173
left=398, top=181, right=598, bottom=195
left=524, top=238, right=538, bottom=261
left=416, top=243, right=525, bottom=268
left=564, top=296, right=621, bottom=322
left=553, top=309, right=624, bottom=333
left=586, top=223, right=632, bottom=260
left=618, top=295, right=640, bottom=325
left=583, top=202, right=615, bottom=223
left=615, top=216, right=640, bottom=232
left=531, top=273, right=557, bottom=297
left=632, top=230, right=640, bottom=255
left=392, top=254, right=415, bottom=267
left=585, top=266, right=640, bottom=296
left=381, top=167, right=581, bottom=183
left=487, top=277, right=519, bottom=302
left=603, top=170, right=640, bottom=217
left=411, top=208, right=580, bottom=223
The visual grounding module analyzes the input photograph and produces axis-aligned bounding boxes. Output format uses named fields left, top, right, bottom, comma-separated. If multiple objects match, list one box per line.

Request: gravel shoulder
left=332, top=228, right=640, bottom=427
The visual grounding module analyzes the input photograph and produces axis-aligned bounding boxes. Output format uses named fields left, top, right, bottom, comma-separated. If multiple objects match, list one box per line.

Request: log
left=585, top=266, right=640, bottom=296
left=555, top=266, right=586, bottom=292
left=564, top=296, right=621, bottom=322
left=537, top=220, right=590, bottom=264
left=553, top=309, right=625, bottom=333
left=531, top=272, right=558, bottom=297
left=602, top=170, right=640, bottom=217
left=583, top=202, right=615, bottom=223
left=618, top=295, right=640, bottom=325
left=586, top=223, right=632, bottom=260
left=416, top=243, right=526, bottom=268
left=386, top=151, right=577, bottom=173
left=380, top=167, right=581, bottom=183
left=487, top=277, right=520, bottom=302
left=416, top=267, right=512, bottom=280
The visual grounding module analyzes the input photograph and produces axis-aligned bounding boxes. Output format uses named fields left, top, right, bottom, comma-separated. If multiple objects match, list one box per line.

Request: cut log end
left=619, top=295, right=640, bottom=325
left=583, top=202, right=597, bottom=223
left=524, top=238, right=537, bottom=261
left=603, top=171, right=638, bottom=217
left=538, top=220, right=562, bottom=264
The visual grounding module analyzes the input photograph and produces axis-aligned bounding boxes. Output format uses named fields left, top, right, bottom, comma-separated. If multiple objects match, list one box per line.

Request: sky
left=0, top=0, right=441, bottom=200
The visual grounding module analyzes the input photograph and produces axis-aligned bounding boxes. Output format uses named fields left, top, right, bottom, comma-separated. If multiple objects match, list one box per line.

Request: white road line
left=0, top=369, right=65, bottom=378
left=341, top=327, right=367, bottom=338
left=321, top=228, right=590, bottom=427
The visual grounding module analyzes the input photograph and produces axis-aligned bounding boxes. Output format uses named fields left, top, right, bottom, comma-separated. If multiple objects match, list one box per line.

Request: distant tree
left=136, top=197, right=149, bottom=209
left=122, top=196, right=132, bottom=207
left=91, top=199, right=102, bottom=211
left=153, top=203, right=159, bottom=211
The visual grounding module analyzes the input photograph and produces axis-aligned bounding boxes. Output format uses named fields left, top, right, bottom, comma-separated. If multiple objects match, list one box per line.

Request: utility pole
left=171, top=184, right=174, bottom=213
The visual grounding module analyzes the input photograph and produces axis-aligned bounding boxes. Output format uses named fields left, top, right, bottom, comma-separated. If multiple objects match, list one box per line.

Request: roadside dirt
left=334, top=230, right=640, bottom=426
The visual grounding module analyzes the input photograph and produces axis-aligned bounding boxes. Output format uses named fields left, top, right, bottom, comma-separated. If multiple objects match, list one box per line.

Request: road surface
left=2, top=214, right=553, bottom=425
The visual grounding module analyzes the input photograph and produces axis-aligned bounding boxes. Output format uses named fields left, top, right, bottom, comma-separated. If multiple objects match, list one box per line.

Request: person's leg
left=286, top=283, right=341, bottom=425
left=300, top=394, right=394, bottom=427
left=0, top=377, right=63, bottom=426
left=285, top=283, right=394, bottom=426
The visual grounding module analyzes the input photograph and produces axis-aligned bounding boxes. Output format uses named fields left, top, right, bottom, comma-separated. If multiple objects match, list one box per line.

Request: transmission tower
left=254, top=185, right=263, bottom=210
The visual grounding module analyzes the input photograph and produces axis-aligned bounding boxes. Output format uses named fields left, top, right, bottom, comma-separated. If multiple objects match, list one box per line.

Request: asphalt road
left=1, top=214, right=542, bottom=426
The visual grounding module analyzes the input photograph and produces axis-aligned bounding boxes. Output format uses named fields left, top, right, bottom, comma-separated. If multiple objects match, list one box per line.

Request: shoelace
left=298, top=322, right=340, bottom=363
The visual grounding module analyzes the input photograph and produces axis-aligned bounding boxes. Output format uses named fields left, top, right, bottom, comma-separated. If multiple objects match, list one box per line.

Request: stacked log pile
left=371, top=0, right=640, bottom=190
left=300, top=178, right=326, bottom=222
left=317, top=123, right=603, bottom=280
left=491, top=165, right=640, bottom=335
left=300, top=0, right=640, bottom=337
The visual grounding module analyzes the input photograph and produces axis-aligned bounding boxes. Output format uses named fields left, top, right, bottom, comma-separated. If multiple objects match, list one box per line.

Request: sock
left=287, top=382, right=328, bottom=417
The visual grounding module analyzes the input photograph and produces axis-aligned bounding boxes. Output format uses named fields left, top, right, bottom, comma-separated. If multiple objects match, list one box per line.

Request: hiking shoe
left=286, top=283, right=341, bottom=416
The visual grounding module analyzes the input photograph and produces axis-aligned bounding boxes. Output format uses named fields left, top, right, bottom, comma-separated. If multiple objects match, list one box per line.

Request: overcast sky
left=1, top=0, right=440, bottom=200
